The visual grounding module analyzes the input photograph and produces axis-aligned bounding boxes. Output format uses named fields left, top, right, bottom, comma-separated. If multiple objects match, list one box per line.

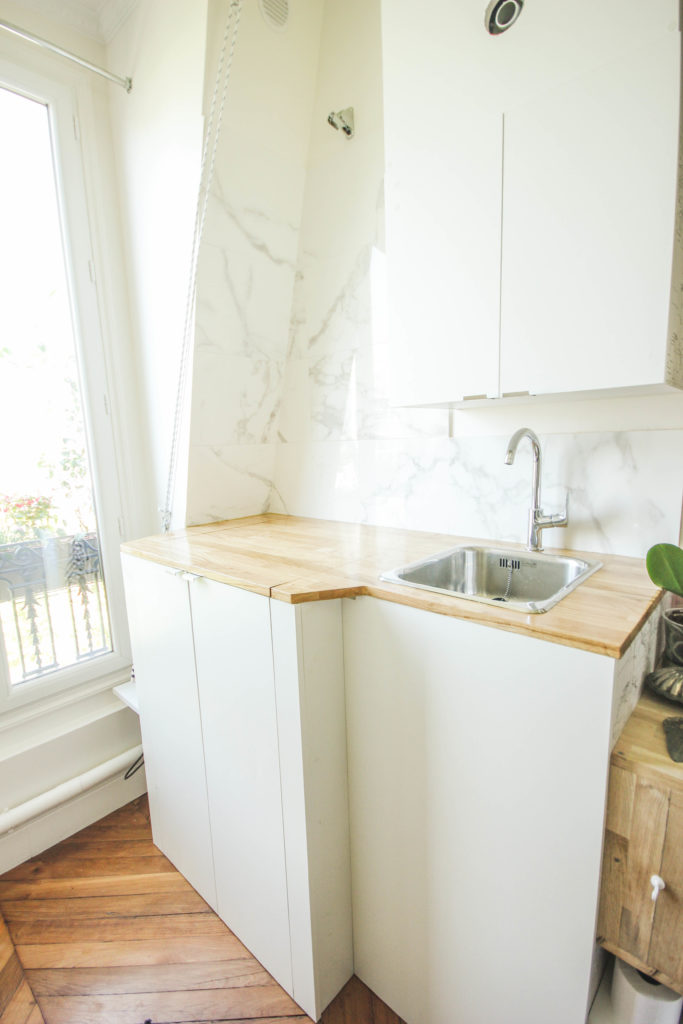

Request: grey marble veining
left=191, top=349, right=285, bottom=447
left=205, top=174, right=300, bottom=271
left=189, top=126, right=305, bottom=463
left=186, top=443, right=280, bottom=526
left=281, top=242, right=448, bottom=443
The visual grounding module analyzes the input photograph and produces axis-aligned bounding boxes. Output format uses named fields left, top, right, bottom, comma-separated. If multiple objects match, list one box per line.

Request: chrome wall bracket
left=327, top=107, right=355, bottom=138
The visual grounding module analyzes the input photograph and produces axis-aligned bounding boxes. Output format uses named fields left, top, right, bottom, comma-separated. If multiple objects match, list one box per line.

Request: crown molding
left=7, top=0, right=139, bottom=45
left=11, top=0, right=101, bottom=41
left=98, top=0, right=139, bottom=44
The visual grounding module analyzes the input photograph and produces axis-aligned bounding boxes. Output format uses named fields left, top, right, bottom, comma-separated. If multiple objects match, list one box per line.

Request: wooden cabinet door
left=598, top=770, right=683, bottom=994
left=189, top=578, right=292, bottom=995
left=598, top=770, right=669, bottom=962
left=120, top=555, right=217, bottom=908
left=649, top=790, right=683, bottom=988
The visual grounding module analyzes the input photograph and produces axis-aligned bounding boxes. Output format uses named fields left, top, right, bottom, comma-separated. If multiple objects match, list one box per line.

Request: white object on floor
left=611, top=957, right=683, bottom=1024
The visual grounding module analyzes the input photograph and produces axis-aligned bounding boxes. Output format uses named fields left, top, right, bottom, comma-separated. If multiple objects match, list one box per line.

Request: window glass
left=0, top=85, right=112, bottom=686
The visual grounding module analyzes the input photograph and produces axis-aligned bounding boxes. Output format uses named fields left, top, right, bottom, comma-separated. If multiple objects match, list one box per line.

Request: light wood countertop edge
left=120, top=545, right=273, bottom=598
left=121, top=515, right=662, bottom=661
left=270, top=578, right=661, bottom=659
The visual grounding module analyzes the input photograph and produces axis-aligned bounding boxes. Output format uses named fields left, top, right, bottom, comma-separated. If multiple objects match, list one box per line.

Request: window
left=0, top=59, right=130, bottom=712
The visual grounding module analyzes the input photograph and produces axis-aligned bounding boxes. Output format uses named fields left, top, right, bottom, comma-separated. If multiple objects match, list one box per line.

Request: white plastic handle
left=650, top=874, right=666, bottom=902
left=168, top=568, right=198, bottom=583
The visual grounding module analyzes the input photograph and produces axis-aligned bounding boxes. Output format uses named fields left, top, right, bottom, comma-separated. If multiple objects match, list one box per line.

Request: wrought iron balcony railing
left=0, top=532, right=111, bottom=684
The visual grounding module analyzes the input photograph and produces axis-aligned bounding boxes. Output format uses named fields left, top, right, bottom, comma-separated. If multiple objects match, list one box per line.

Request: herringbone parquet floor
left=0, top=796, right=404, bottom=1024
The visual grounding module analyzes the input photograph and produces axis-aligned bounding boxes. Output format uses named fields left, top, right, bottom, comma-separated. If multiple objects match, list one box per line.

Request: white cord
left=160, top=0, right=243, bottom=532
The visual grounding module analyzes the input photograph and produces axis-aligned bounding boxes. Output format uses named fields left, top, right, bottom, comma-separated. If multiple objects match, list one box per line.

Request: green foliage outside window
left=0, top=494, right=58, bottom=544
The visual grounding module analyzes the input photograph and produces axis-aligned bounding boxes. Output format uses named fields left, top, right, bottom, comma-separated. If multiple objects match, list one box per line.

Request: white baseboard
left=0, top=767, right=148, bottom=874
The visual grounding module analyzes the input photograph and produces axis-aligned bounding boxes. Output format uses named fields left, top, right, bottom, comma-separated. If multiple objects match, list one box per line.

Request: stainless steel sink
left=380, top=545, right=602, bottom=614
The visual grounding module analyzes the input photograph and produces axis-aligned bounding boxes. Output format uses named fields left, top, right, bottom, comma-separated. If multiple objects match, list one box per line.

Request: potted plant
left=645, top=543, right=683, bottom=702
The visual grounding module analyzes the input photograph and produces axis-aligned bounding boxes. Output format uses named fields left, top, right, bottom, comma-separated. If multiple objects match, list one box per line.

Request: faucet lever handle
left=536, top=493, right=569, bottom=530
left=560, top=491, right=569, bottom=524
left=546, top=493, right=569, bottom=528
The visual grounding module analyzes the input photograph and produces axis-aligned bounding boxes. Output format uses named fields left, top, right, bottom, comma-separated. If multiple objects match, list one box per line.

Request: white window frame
left=0, top=56, right=132, bottom=716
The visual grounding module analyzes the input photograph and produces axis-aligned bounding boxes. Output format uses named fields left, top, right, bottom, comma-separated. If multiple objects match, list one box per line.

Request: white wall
left=271, top=0, right=683, bottom=558
left=107, top=0, right=209, bottom=532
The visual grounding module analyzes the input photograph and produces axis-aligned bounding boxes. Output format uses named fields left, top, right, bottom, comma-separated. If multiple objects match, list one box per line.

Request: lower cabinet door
left=190, top=577, right=292, bottom=995
left=649, top=790, right=683, bottom=989
left=120, top=555, right=217, bottom=909
left=599, top=770, right=683, bottom=994
left=343, top=597, right=615, bottom=1024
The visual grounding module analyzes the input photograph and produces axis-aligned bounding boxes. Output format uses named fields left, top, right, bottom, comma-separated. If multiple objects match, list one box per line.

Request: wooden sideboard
left=597, top=692, right=683, bottom=994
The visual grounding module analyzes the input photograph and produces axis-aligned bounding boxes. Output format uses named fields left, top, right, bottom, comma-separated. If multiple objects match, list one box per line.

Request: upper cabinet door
left=500, top=16, right=680, bottom=396
left=382, top=0, right=503, bottom=405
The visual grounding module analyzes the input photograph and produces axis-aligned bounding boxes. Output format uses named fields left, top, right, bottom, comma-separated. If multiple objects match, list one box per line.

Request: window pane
left=0, top=85, right=112, bottom=686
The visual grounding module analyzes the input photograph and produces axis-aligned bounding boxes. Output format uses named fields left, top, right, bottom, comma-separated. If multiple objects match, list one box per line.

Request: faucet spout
left=504, top=427, right=567, bottom=552
left=504, top=427, right=542, bottom=511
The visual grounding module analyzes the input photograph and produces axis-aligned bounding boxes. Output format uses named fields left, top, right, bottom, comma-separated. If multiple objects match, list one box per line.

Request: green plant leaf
left=646, top=543, right=683, bottom=598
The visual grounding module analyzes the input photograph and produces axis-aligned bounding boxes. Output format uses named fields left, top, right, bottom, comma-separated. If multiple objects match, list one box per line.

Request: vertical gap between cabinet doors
left=293, top=603, right=318, bottom=1004
left=187, top=573, right=219, bottom=906
left=338, top=598, right=356, bottom=973
left=497, top=112, right=505, bottom=399
left=268, top=599, right=296, bottom=996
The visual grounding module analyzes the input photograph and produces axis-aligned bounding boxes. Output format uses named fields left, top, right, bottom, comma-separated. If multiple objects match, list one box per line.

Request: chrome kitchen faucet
left=504, top=428, right=568, bottom=552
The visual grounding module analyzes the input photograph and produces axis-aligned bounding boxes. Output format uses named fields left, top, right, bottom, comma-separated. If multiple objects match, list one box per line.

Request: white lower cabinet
left=123, top=551, right=652, bottom=1024
left=342, top=597, right=618, bottom=1024
left=121, top=555, right=352, bottom=1021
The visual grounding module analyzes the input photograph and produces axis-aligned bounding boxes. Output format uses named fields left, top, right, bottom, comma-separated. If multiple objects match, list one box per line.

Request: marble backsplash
left=270, top=431, right=683, bottom=558
left=186, top=0, right=324, bottom=525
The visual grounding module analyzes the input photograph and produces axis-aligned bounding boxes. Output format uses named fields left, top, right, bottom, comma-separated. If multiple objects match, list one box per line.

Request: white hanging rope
left=160, top=0, right=243, bottom=532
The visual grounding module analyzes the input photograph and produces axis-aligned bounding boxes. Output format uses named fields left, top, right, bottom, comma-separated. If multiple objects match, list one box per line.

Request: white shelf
left=113, top=680, right=139, bottom=716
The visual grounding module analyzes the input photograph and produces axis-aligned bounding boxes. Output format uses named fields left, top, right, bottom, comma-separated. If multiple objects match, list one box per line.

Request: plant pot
left=663, top=608, right=683, bottom=666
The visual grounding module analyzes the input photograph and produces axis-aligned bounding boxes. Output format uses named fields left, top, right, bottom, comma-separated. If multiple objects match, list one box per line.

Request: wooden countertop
left=612, top=692, right=683, bottom=793
left=121, top=513, right=661, bottom=659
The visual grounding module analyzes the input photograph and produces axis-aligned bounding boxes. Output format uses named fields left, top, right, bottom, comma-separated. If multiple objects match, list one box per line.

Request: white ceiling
left=12, top=0, right=138, bottom=44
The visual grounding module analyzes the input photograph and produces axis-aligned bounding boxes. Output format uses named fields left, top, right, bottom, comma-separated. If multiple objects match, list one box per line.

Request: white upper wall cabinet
left=382, top=0, right=683, bottom=406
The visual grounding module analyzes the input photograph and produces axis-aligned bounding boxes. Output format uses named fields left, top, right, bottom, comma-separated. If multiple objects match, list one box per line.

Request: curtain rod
left=0, top=17, right=132, bottom=92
